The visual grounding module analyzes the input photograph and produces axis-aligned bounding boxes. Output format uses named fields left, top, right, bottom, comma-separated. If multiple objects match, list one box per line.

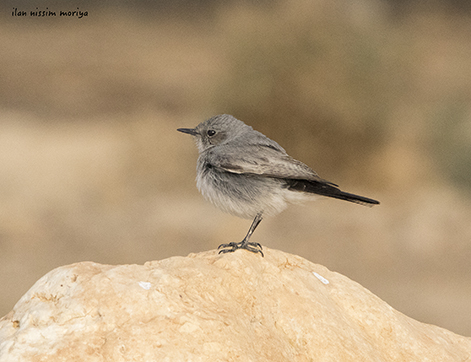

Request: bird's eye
left=207, top=129, right=216, bottom=137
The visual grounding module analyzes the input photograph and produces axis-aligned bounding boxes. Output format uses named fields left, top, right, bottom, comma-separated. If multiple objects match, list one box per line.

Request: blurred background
left=1, top=0, right=471, bottom=335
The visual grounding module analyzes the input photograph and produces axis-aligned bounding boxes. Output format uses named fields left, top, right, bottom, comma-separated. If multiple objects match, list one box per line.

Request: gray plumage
left=178, top=114, right=379, bottom=256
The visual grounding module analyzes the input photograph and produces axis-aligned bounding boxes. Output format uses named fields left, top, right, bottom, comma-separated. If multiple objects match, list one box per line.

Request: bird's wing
left=207, top=144, right=333, bottom=184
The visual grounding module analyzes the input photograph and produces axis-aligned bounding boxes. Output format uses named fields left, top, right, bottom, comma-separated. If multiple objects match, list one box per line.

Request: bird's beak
left=177, top=128, right=198, bottom=136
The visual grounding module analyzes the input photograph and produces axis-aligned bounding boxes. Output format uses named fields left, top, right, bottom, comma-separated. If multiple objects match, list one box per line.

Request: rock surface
left=0, top=248, right=470, bottom=361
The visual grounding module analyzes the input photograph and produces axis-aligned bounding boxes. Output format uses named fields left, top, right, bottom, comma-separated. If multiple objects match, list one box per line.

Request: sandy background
left=1, top=0, right=471, bottom=335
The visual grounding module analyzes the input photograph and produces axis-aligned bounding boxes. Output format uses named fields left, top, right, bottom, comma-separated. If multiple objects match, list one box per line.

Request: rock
left=0, top=248, right=470, bottom=361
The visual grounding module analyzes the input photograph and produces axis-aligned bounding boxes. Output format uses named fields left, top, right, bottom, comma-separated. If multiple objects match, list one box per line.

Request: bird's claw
left=218, top=241, right=264, bottom=257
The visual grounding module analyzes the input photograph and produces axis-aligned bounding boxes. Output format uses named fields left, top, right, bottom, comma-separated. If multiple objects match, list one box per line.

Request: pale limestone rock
left=0, top=248, right=470, bottom=361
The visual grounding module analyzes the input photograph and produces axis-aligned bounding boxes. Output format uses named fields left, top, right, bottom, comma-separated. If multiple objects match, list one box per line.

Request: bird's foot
left=218, top=241, right=264, bottom=257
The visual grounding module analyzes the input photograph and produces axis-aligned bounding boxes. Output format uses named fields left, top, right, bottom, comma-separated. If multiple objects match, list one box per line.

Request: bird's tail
left=286, top=179, right=379, bottom=206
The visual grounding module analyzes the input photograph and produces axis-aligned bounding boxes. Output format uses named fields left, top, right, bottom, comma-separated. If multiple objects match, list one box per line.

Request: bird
left=178, top=114, right=379, bottom=257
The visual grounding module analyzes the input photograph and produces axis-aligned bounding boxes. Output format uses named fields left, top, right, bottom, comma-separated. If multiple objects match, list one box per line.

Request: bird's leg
left=218, top=213, right=264, bottom=257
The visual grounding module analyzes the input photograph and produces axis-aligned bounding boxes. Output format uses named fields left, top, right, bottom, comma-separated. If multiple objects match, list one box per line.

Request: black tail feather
left=286, top=179, right=379, bottom=206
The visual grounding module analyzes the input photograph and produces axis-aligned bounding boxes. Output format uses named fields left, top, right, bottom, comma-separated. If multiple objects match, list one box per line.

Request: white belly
left=196, top=165, right=314, bottom=219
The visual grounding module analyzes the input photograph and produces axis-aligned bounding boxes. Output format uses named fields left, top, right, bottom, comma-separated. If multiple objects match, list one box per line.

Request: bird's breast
left=195, top=157, right=291, bottom=219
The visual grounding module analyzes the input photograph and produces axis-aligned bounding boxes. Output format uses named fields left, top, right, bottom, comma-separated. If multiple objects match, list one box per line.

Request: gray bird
left=178, top=114, right=379, bottom=257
